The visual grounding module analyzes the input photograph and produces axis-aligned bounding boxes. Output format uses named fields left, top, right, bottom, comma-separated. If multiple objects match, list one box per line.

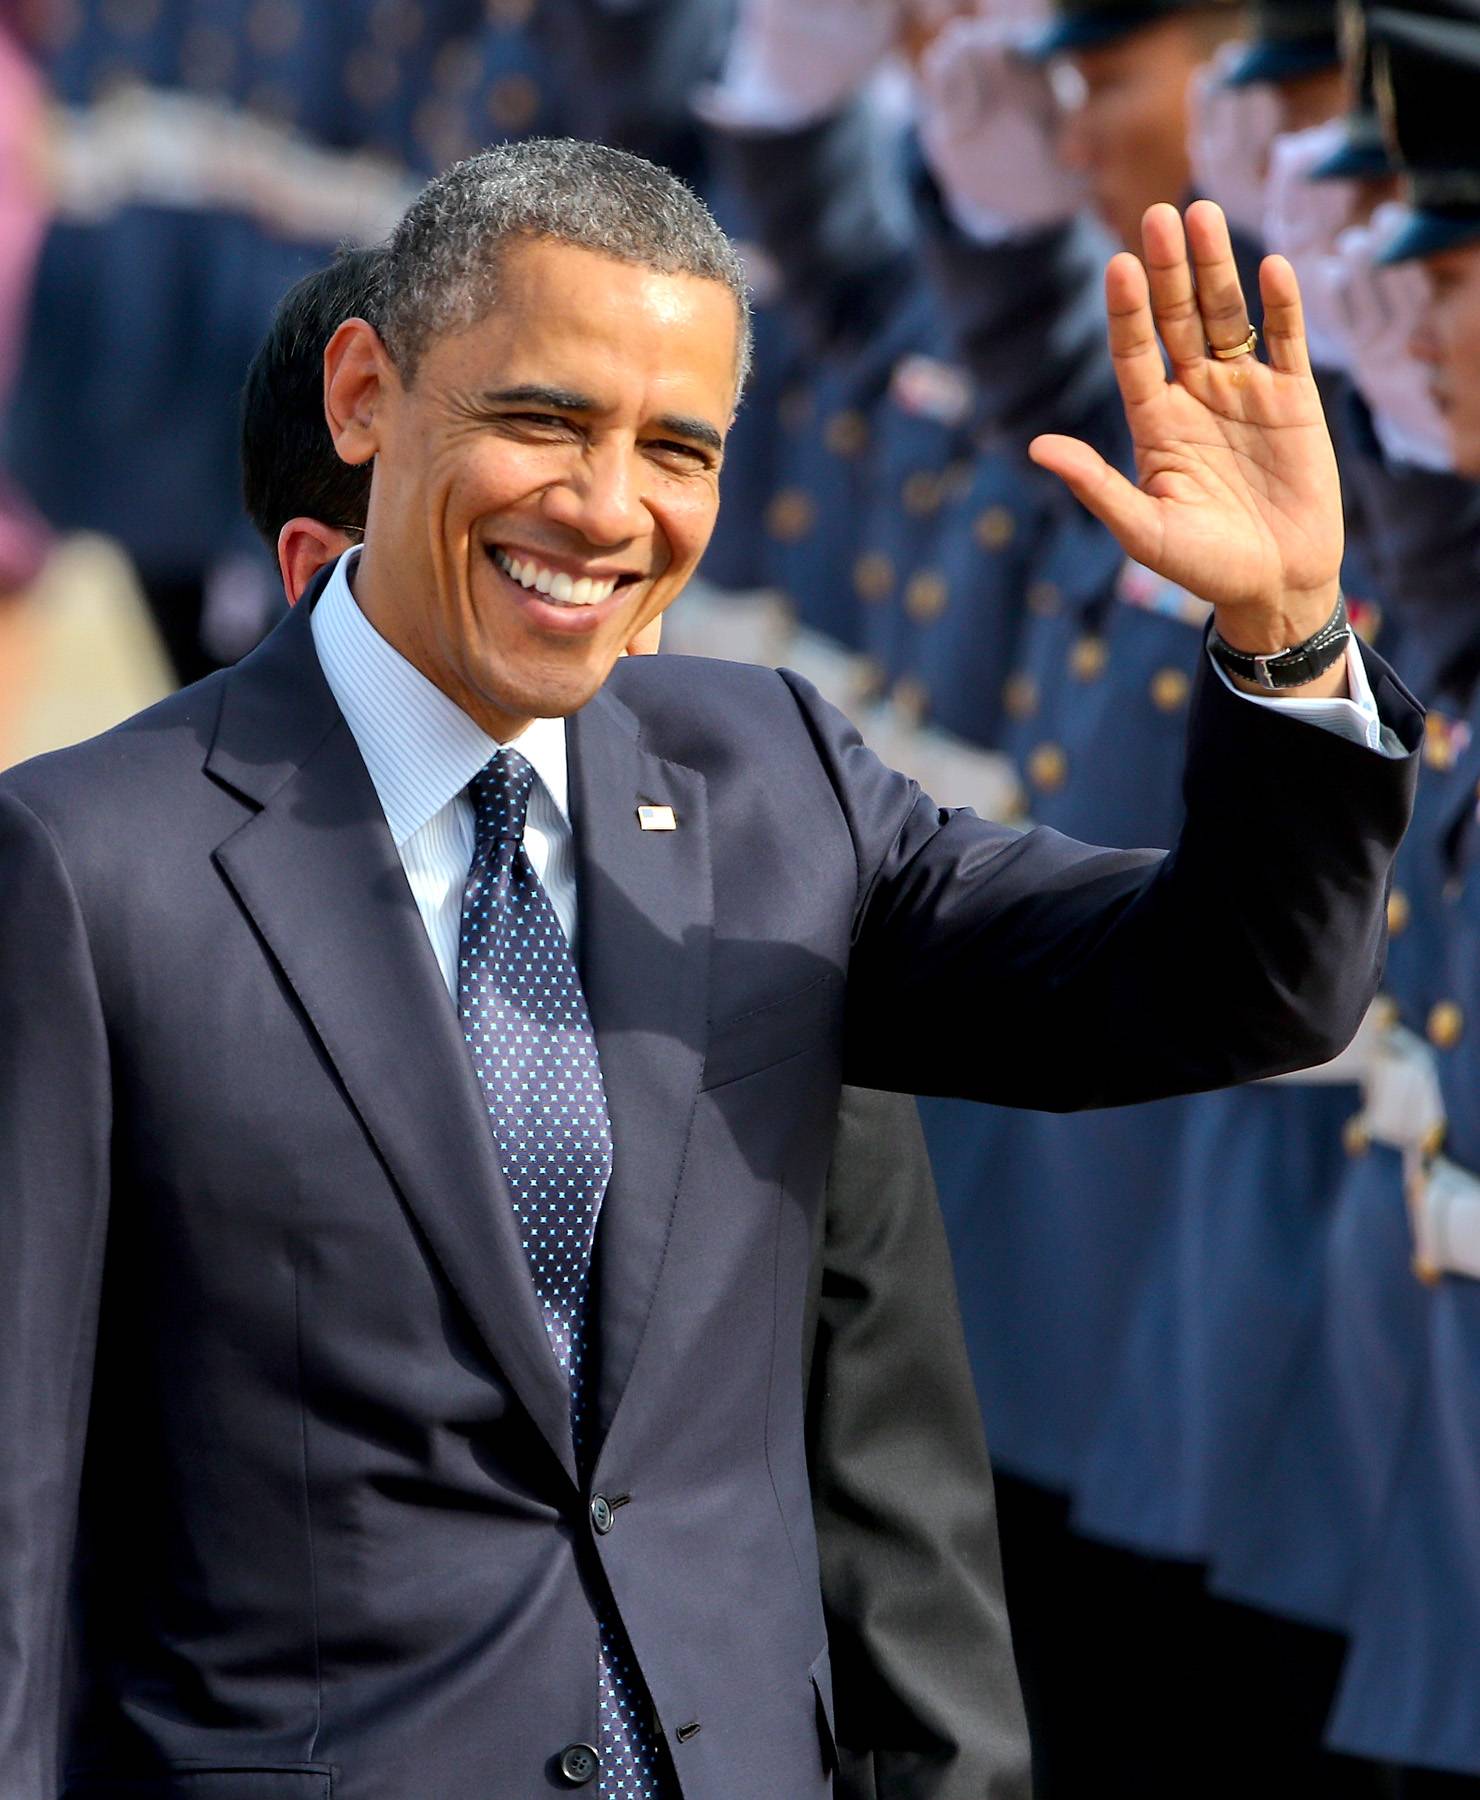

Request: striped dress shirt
left=310, top=547, right=578, bottom=998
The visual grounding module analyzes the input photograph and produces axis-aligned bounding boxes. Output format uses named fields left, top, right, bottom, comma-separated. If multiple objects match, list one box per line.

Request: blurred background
left=6, top=0, right=1480, bottom=1793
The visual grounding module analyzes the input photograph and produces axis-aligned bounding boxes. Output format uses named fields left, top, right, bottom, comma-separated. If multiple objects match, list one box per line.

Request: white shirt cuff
left=1209, top=636, right=1402, bottom=757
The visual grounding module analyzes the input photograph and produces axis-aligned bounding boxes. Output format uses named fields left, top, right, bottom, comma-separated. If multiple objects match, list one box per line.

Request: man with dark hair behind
left=237, top=244, right=1033, bottom=1800
left=239, top=249, right=379, bottom=587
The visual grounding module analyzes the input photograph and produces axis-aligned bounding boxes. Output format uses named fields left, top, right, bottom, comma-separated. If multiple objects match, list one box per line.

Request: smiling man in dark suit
left=238, top=244, right=1031, bottom=1800
left=0, top=138, right=1421, bottom=1800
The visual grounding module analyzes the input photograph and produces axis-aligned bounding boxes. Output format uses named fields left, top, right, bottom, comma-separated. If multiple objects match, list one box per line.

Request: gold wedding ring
left=1209, top=326, right=1259, bottom=361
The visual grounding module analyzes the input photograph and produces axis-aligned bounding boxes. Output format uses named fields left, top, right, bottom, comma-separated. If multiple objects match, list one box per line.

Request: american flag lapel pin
left=637, top=804, right=677, bottom=832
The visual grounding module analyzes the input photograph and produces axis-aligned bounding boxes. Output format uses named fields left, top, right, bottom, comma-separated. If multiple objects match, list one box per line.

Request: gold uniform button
left=1028, top=580, right=1062, bottom=617
left=1424, top=714, right=1458, bottom=772
left=1002, top=672, right=1039, bottom=721
left=903, top=471, right=944, bottom=517
left=1342, top=1114, right=1370, bottom=1159
left=765, top=489, right=816, bottom=544
left=1387, top=890, right=1411, bottom=937
left=853, top=552, right=895, bottom=604
left=1070, top=636, right=1108, bottom=682
left=1428, top=1000, right=1464, bottom=1051
left=487, top=72, right=541, bottom=133
left=434, top=39, right=484, bottom=94
left=975, top=505, right=1015, bottom=551
left=825, top=410, right=870, bottom=459
left=1150, top=667, right=1191, bottom=712
left=905, top=571, right=949, bottom=623
left=894, top=676, right=931, bottom=727
left=1027, top=742, right=1068, bottom=793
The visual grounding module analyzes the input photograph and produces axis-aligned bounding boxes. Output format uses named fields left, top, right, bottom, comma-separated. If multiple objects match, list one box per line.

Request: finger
left=1103, top=251, right=1167, bottom=411
left=1140, top=202, right=1207, bottom=373
left=1258, top=252, right=1313, bottom=378
left=1028, top=434, right=1164, bottom=565
left=1185, top=198, right=1253, bottom=355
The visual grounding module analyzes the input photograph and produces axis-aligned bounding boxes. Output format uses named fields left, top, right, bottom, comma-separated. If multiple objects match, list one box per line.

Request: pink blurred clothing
left=0, top=14, right=51, bottom=594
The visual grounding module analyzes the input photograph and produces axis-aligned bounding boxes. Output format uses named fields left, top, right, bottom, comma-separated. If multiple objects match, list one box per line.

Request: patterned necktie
left=456, top=748, right=667, bottom=1799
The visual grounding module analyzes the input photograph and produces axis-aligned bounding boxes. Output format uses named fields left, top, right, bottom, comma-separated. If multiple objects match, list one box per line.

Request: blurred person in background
left=1307, top=8, right=1480, bottom=1793
left=0, top=0, right=53, bottom=761
left=6, top=0, right=559, bottom=692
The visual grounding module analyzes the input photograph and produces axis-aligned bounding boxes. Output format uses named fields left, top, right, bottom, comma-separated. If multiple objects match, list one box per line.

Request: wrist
left=1211, top=582, right=1343, bottom=658
left=1210, top=586, right=1351, bottom=699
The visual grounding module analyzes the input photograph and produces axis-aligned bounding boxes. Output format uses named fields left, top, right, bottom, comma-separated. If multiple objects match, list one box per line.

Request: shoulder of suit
left=605, top=654, right=827, bottom=748
left=0, top=667, right=233, bottom=850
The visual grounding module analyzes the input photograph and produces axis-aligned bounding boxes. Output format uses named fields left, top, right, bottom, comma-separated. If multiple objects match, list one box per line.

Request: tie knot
left=468, top=747, right=536, bottom=860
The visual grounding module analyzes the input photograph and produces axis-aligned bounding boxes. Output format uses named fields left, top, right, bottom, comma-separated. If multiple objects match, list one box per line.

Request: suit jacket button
left=559, top=1743, right=599, bottom=1785
left=590, top=1494, right=614, bottom=1535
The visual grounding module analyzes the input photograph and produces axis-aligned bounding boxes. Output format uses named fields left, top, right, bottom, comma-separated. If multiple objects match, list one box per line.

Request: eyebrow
left=477, top=384, right=725, bottom=456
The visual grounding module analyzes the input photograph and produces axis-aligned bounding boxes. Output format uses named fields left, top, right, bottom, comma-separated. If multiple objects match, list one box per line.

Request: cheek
left=654, top=487, right=721, bottom=572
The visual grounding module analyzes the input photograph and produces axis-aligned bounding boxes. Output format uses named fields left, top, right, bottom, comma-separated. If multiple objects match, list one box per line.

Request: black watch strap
left=1207, top=592, right=1351, bottom=691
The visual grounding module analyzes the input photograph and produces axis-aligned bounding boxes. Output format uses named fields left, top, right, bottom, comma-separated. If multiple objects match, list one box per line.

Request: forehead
left=422, top=239, right=742, bottom=412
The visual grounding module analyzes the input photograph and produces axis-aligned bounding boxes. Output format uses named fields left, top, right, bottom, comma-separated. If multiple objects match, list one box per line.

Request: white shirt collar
left=309, top=546, right=570, bottom=848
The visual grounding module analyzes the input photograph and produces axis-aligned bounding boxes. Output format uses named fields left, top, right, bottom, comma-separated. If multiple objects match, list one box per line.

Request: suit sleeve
left=0, top=789, right=112, bottom=1796
left=786, top=642, right=1423, bottom=1110
left=804, top=1088, right=1032, bottom=1800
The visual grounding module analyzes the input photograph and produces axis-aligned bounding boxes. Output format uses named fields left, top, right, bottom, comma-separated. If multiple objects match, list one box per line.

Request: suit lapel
left=567, top=687, right=712, bottom=1448
left=206, top=601, right=580, bottom=1487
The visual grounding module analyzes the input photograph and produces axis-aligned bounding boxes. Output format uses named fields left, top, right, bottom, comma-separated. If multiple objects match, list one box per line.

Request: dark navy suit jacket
left=0, top=597, right=1419, bottom=1798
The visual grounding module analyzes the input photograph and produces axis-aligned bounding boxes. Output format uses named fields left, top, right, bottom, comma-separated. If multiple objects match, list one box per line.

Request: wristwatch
left=1207, top=592, right=1351, bottom=691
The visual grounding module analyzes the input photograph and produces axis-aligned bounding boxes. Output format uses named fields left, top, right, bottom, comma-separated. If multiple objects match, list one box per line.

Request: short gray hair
left=379, top=138, right=753, bottom=392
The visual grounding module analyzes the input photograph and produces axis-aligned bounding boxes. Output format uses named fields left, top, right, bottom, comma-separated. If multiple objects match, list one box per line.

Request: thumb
left=1028, top=434, right=1164, bottom=565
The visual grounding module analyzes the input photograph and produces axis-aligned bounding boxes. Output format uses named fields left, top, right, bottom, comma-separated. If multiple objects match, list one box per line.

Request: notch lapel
left=567, top=687, right=712, bottom=1448
left=206, top=604, right=579, bottom=1487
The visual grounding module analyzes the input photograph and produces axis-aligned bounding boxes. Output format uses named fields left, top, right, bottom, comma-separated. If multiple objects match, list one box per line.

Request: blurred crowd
left=4, top=0, right=1480, bottom=1792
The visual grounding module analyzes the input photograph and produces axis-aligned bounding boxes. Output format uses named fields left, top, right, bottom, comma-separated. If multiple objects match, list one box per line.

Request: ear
left=324, top=317, right=395, bottom=467
left=624, top=616, right=663, bottom=656
left=278, top=518, right=357, bottom=605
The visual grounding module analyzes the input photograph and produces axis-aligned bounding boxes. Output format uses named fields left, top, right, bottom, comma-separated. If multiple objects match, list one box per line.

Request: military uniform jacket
left=0, top=598, right=1419, bottom=1798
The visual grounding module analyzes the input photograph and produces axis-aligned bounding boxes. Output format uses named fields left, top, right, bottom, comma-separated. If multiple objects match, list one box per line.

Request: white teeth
left=492, top=548, right=621, bottom=606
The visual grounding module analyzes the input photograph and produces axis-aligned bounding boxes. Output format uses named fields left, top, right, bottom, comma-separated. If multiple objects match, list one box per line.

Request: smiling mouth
left=490, top=547, right=628, bottom=608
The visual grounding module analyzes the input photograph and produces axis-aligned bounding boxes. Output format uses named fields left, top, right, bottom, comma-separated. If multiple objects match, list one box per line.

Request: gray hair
left=378, top=137, right=753, bottom=392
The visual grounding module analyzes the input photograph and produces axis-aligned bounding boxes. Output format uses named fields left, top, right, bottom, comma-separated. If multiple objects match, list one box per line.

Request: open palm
left=1031, top=202, right=1344, bottom=630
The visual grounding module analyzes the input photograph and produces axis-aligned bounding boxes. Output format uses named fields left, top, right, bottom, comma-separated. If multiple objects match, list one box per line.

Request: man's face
left=1412, top=239, right=1480, bottom=476
left=1055, top=20, right=1203, bottom=250
left=330, top=238, right=737, bottom=738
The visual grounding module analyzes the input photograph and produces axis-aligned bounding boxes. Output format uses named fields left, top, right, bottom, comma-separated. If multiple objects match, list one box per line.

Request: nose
left=541, top=439, right=649, bottom=549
